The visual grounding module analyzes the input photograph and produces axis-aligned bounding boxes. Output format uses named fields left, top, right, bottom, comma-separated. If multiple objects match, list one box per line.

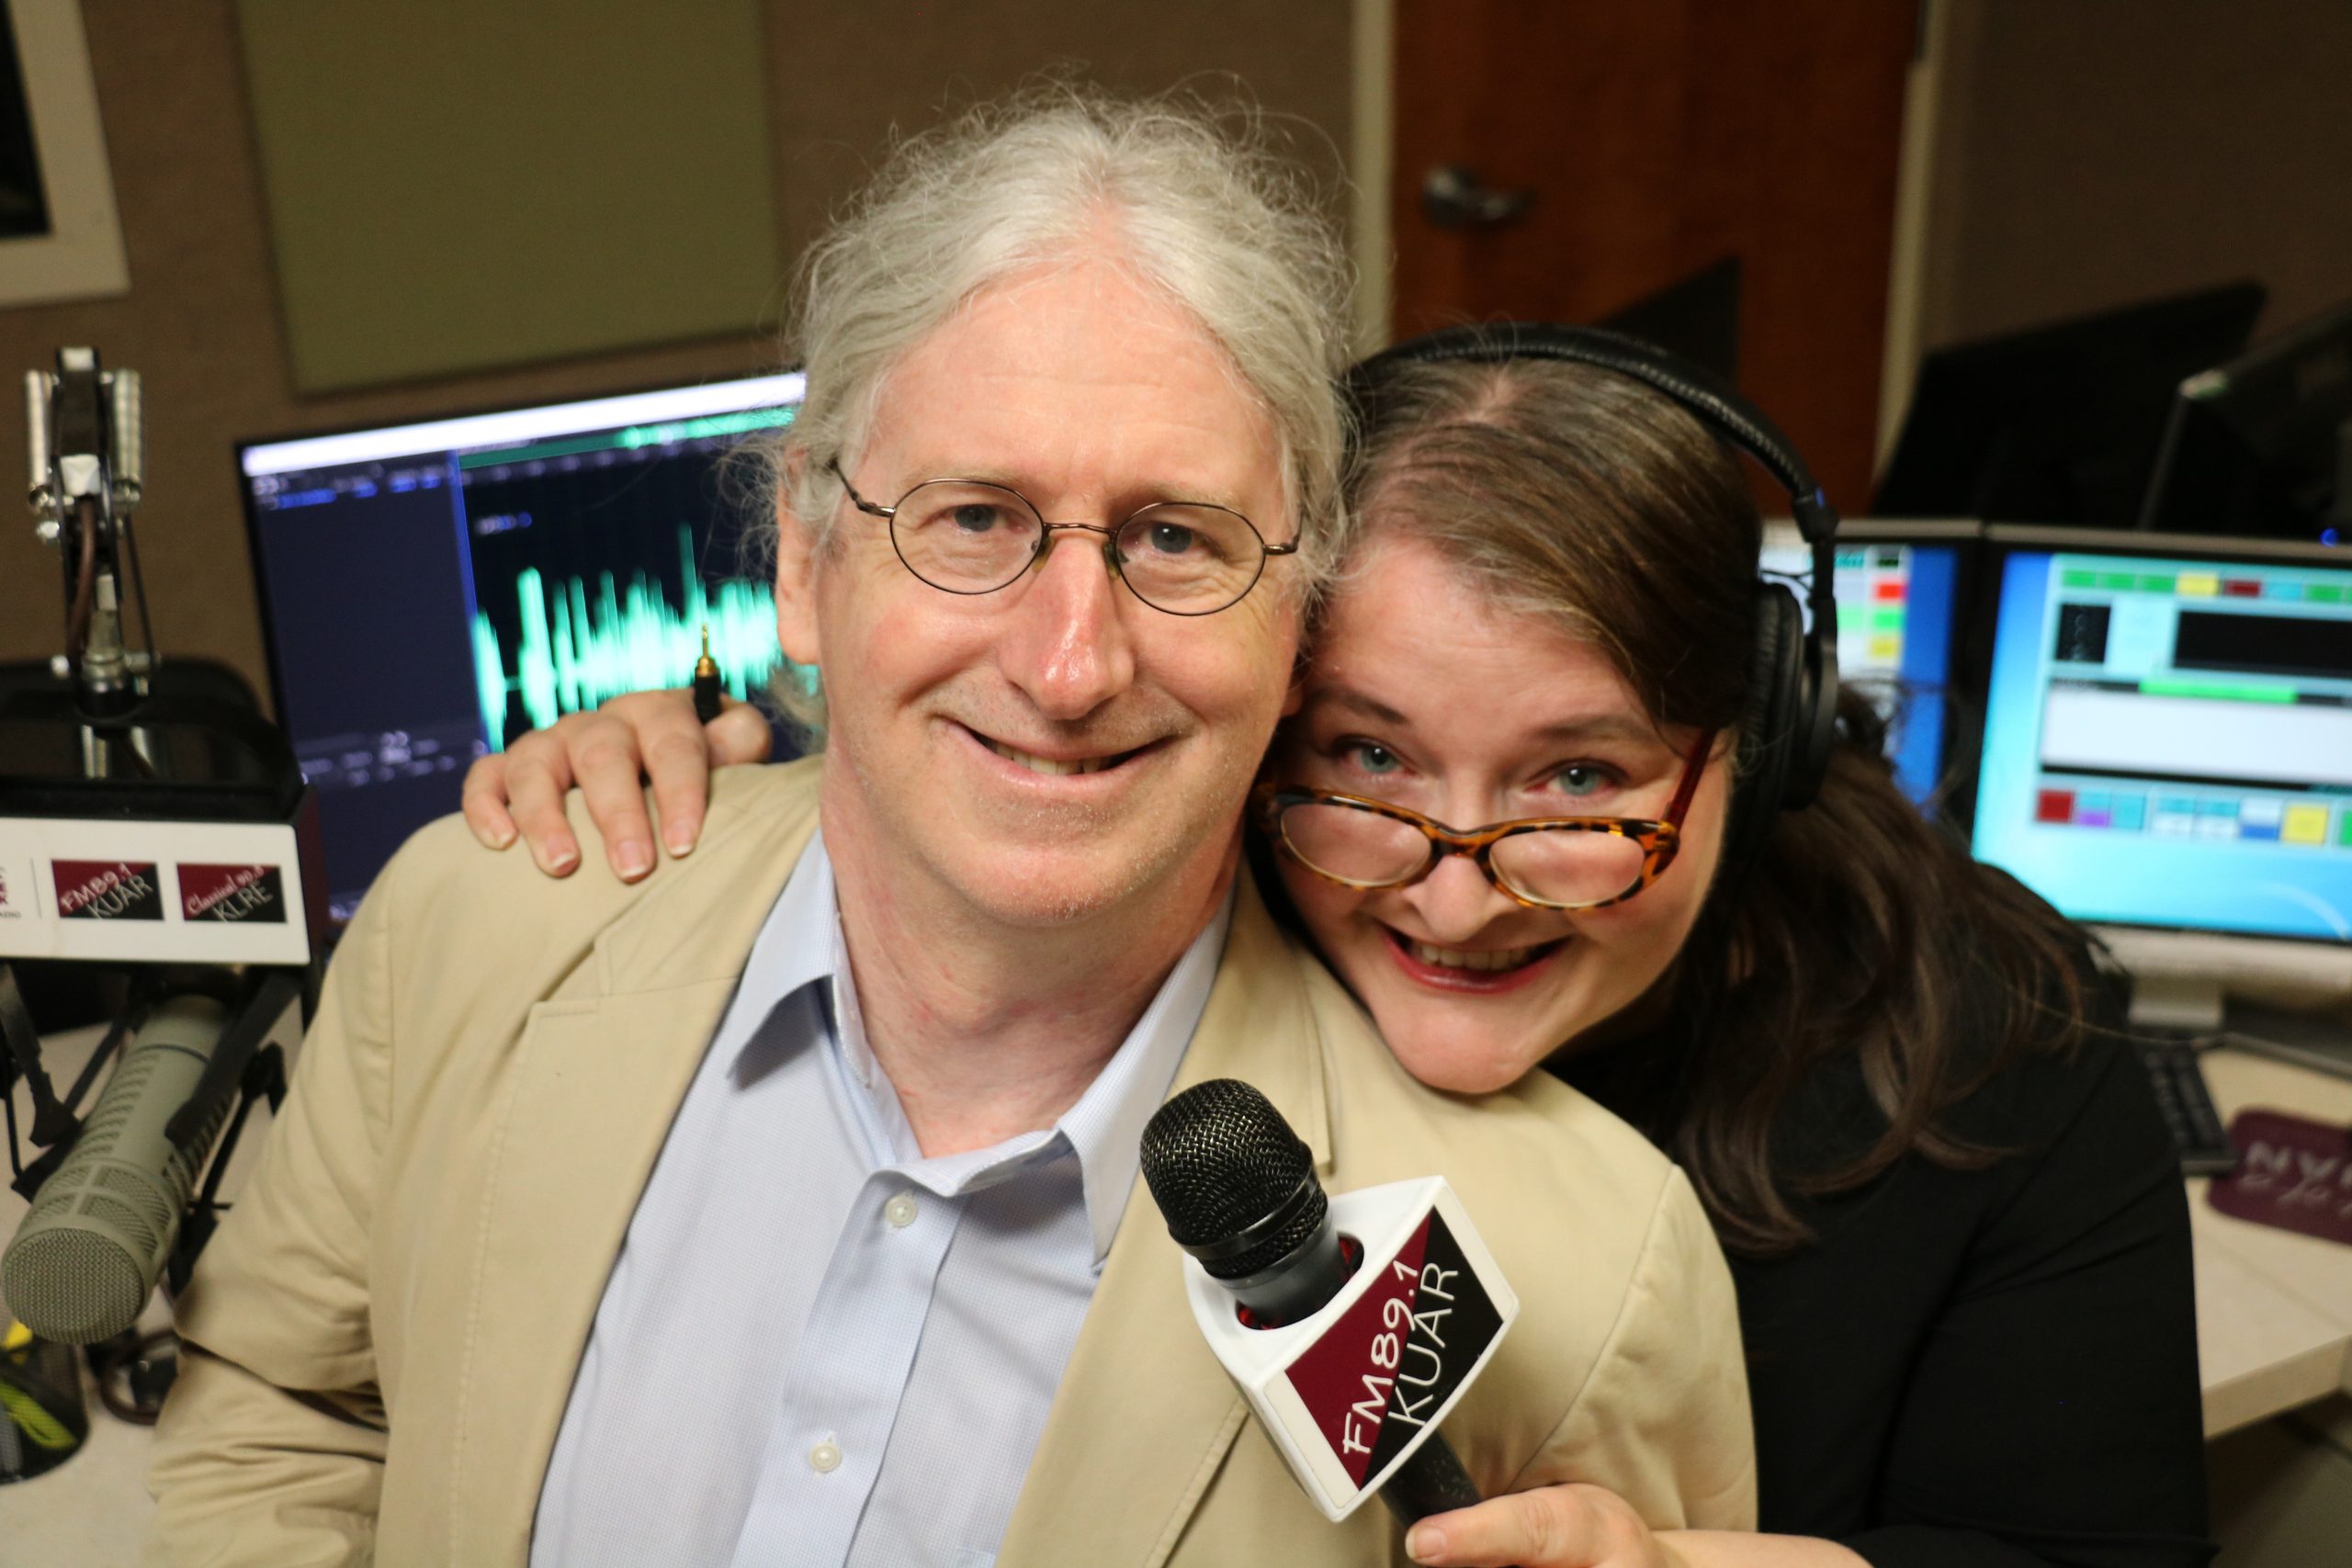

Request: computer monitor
left=1759, top=519, right=1976, bottom=814
left=1968, top=525, right=2352, bottom=1024
left=239, top=371, right=805, bottom=920
left=1874, top=281, right=2267, bottom=527
left=2139, top=296, right=2352, bottom=543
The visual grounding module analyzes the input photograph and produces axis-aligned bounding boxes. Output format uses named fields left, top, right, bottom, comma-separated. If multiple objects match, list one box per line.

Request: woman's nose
left=1396, top=852, right=1520, bottom=946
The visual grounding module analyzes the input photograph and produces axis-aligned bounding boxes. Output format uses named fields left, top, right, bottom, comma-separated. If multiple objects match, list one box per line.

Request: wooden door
left=1390, top=0, right=1915, bottom=510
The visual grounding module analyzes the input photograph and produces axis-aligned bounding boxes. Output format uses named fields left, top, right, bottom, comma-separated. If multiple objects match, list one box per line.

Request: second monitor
left=1968, top=525, right=2352, bottom=1023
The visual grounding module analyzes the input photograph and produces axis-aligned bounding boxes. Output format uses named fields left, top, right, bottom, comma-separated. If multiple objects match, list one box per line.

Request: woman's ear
left=773, top=457, right=822, bottom=668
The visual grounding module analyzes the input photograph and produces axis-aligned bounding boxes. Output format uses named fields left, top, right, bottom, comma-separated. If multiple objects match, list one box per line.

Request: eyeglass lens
left=888, top=479, right=1268, bottom=613
left=1277, top=802, right=1651, bottom=908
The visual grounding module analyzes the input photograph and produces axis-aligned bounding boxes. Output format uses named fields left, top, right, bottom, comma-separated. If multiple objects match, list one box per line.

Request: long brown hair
left=1344, top=350, right=2101, bottom=1256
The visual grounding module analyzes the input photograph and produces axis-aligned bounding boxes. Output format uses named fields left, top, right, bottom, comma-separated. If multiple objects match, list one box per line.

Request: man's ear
left=773, top=458, right=822, bottom=667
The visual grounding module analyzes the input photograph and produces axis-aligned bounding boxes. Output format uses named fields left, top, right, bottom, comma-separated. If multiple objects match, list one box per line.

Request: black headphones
left=1344, top=322, right=1842, bottom=861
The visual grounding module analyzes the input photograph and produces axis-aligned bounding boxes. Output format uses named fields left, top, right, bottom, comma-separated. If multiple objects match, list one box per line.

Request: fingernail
left=1406, top=1524, right=1444, bottom=1563
left=665, top=827, right=697, bottom=858
left=544, top=843, right=578, bottom=874
left=615, top=841, right=652, bottom=879
left=488, top=824, right=516, bottom=850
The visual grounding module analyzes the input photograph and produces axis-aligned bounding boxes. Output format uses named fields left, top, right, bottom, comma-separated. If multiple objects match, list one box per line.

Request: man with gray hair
left=147, top=91, right=1753, bottom=1565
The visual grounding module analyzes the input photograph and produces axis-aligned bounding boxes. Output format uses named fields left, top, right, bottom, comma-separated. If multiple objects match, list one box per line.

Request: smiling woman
left=1263, top=537, right=1733, bottom=1096
left=1253, top=341, right=2209, bottom=1568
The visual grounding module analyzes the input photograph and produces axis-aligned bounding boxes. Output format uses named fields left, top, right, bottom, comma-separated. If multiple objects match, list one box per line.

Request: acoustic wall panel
left=235, top=0, right=779, bottom=390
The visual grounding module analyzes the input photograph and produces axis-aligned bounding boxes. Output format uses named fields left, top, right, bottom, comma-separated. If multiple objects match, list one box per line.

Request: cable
left=116, top=508, right=157, bottom=688
left=86, top=1327, right=176, bottom=1425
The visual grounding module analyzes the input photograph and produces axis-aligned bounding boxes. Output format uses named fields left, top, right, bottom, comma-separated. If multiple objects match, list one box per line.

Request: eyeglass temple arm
left=826, top=457, right=894, bottom=518
left=1662, top=728, right=1718, bottom=827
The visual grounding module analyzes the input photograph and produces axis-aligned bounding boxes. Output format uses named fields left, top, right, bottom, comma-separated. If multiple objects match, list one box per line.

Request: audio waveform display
left=469, top=527, right=782, bottom=748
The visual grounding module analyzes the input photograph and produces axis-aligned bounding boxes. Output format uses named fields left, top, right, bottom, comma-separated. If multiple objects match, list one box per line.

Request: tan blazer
left=148, top=760, right=1754, bottom=1565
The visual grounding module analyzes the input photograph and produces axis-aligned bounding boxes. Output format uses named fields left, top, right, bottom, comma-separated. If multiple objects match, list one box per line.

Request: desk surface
left=2189, top=1046, right=2352, bottom=1436
left=6, top=1031, right=2352, bottom=1558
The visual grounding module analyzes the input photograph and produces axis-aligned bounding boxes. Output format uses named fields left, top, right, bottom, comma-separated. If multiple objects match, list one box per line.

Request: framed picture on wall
left=0, top=0, right=127, bottom=308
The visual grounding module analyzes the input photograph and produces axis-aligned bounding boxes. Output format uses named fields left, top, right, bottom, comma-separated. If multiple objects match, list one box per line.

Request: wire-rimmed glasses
left=827, top=458, right=1295, bottom=616
left=1256, top=729, right=1718, bottom=911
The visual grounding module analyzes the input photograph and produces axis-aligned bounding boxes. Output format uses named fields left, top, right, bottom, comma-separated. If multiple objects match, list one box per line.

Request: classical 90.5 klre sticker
left=179, top=863, right=288, bottom=925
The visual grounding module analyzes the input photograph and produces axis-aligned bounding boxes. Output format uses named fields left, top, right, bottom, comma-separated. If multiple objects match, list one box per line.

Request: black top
left=1565, top=1023, right=2215, bottom=1566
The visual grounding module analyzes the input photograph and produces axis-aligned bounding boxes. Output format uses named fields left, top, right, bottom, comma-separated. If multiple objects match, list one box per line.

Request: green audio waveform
left=470, top=527, right=786, bottom=748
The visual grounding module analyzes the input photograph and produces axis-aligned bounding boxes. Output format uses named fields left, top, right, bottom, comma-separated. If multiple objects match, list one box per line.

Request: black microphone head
left=1141, top=1077, right=1328, bottom=1281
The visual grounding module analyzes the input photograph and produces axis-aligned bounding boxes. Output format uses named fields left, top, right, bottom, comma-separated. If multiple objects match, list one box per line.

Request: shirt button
left=809, top=1438, right=842, bottom=1473
left=884, top=1193, right=919, bottom=1229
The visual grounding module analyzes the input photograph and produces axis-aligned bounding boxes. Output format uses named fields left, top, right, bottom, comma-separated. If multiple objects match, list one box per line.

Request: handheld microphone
left=3, top=995, right=234, bottom=1344
left=1140, top=1078, right=1518, bottom=1526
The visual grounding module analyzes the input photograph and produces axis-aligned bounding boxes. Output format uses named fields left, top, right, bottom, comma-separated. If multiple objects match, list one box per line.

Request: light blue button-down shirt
left=531, top=832, right=1229, bottom=1568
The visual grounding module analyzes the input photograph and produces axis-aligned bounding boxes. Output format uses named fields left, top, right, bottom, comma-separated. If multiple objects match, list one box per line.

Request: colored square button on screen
left=2036, top=789, right=2075, bottom=824
left=2284, top=805, right=2329, bottom=845
left=2111, top=796, right=2146, bottom=830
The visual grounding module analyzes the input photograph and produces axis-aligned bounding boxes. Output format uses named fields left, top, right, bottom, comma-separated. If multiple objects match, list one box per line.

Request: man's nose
left=995, top=529, right=1138, bottom=720
left=1397, top=852, right=1519, bottom=946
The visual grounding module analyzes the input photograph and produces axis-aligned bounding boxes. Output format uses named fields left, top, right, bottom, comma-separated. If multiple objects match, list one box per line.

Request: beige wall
left=1915, top=0, right=2352, bottom=352
left=0, top=0, right=1351, bottom=702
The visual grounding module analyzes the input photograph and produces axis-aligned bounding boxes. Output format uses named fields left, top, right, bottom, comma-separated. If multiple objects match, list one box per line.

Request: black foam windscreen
left=1140, top=1078, right=1329, bottom=1281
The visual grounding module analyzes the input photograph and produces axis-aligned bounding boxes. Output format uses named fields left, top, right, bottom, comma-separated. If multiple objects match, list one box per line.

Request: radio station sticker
left=51, top=860, right=164, bottom=922
left=179, top=863, right=288, bottom=925
left=1282, top=1209, right=1507, bottom=1485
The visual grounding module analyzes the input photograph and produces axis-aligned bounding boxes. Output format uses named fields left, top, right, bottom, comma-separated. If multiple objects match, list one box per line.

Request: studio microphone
left=1140, top=1077, right=1519, bottom=1527
left=3, top=995, right=234, bottom=1344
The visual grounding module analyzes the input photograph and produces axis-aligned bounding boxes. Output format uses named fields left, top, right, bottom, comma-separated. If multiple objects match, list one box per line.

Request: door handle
left=1421, top=164, right=1533, bottom=230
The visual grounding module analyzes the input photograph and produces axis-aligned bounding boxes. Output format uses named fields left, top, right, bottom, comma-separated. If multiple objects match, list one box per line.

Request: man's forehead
left=855, top=278, right=1291, bottom=513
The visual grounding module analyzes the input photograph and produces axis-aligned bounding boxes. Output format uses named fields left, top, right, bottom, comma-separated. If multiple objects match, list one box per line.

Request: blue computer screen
left=1759, top=536, right=1961, bottom=809
left=1971, top=547, right=2352, bottom=940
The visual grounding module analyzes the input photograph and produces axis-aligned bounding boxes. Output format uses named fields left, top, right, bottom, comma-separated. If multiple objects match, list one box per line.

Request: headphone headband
left=1351, top=321, right=1838, bottom=546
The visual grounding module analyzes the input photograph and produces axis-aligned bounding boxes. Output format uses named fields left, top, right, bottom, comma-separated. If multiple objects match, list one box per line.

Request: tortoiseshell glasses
left=1256, top=728, right=1716, bottom=912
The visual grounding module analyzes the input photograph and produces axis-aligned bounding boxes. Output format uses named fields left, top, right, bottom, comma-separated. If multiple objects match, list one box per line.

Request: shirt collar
left=731, top=831, right=1231, bottom=1268
left=726, top=827, right=843, bottom=1043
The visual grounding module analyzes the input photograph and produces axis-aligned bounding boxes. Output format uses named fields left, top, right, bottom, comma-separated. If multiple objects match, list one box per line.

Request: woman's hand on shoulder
left=1407, top=1486, right=1869, bottom=1568
left=460, top=688, right=771, bottom=881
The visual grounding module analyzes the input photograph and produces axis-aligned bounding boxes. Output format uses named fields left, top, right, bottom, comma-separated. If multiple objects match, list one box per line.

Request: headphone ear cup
left=1727, top=582, right=1805, bottom=859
